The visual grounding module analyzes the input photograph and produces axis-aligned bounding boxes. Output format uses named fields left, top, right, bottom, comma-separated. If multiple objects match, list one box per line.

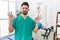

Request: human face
left=21, top=5, right=29, bottom=15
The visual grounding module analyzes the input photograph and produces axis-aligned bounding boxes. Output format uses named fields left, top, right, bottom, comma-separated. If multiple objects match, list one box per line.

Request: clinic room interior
left=0, top=0, right=60, bottom=40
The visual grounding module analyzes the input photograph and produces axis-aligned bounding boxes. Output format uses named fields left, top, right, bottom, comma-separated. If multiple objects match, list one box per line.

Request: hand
left=7, top=12, right=15, bottom=21
left=34, top=13, right=41, bottom=24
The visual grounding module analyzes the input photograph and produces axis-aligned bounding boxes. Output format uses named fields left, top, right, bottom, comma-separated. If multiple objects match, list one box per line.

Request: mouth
left=23, top=11, right=27, bottom=12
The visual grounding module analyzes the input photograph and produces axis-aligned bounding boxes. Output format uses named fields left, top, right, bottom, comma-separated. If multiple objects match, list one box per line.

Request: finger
left=11, top=11, right=12, bottom=14
left=38, top=13, right=41, bottom=18
left=7, top=12, right=10, bottom=16
left=38, top=13, right=39, bottom=17
left=11, top=11, right=12, bottom=15
left=13, top=15, right=15, bottom=18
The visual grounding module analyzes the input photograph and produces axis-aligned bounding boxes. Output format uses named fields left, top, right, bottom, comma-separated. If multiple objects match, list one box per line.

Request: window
left=0, top=0, right=16, bottom=38
left=9, top=2, right=16, bottom=16
left=0, top=0, right=8, bottom=18
left=9, top=0, right=15, bottom=2
left=0, top=20, right=9, bottom=38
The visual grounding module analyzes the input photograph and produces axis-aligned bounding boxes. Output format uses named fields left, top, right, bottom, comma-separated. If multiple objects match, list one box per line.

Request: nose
left=23, top=8, right=26, bottom=11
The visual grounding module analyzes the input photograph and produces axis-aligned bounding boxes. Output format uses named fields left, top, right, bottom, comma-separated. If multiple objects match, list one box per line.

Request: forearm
left=9, top=20, right=14, bottom=33
left=33, top=23, right=38, bottom=33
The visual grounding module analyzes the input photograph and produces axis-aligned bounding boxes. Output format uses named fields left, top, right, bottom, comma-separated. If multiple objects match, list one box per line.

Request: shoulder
left=27, top=16, right=34, bottom=23
left=13, top=15, right=22, bottom=21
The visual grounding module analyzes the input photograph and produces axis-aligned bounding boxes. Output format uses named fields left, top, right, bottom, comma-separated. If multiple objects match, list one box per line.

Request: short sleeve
left=27, top=16, right=36, bottom=30
left=12, top=18, right=16, bottom=29
left=32, top=21, right=36, bottom=30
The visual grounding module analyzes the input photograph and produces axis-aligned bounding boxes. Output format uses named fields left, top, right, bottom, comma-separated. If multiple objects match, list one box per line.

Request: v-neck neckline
left=21, top=15, right=28, bottom=20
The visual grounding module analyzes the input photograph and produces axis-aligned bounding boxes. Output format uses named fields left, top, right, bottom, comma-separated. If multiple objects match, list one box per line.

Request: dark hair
left=21, top=2, right=29, bottom=7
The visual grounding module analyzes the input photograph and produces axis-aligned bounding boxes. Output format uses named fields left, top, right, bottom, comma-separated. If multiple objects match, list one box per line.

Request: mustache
left=23, top=11, right=27, bottom=12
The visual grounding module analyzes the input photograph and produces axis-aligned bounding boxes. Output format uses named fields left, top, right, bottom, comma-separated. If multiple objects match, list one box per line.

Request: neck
left=22, top=14, right=27, bottom=19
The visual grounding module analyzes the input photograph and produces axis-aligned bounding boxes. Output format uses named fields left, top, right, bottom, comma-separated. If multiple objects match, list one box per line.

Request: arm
left=9, top=20, right=14, bottom=33
left=8, top=12, right=15, bottom=33
left=33, top=23, right=38, bottom=33
left=33, top=14, right=41, bottom=33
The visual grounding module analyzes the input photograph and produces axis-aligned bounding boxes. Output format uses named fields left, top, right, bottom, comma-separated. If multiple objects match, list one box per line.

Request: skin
left=7, top=5, right=41, bottom=33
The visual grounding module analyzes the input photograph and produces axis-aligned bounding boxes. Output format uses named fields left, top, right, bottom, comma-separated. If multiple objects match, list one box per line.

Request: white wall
left=16, top=0, right=60, bottom=30
left=0, top=0, right=60, bottom=38
left=16, top=0, right=49, bottom=27
left=0, top=27, right=1, bottom=38
left=16, top=0, right=49, bottom=28
left=45, top=0, right=60, bottom=30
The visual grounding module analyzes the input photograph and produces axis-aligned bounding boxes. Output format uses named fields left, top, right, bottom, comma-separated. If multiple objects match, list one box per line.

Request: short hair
left=21, top=2, right=29, bottom=7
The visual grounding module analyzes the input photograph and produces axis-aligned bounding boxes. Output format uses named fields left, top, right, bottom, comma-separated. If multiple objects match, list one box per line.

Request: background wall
left=46, top=0, right=60, bottom=30
left=0, top=27, right=1, bottom=37
left=16, top=0, right=60, bottom=30
left=0, top=0, right=60, bottom=38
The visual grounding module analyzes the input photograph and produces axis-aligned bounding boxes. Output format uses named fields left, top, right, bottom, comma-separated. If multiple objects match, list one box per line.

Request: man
left=8, top=2, right=40, bottom=40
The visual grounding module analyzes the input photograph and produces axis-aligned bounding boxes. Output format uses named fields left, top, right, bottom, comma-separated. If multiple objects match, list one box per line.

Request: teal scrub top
left=12, top=15, right=35, bottom=40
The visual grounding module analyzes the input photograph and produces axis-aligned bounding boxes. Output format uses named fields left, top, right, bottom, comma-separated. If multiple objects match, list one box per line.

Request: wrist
left=9, top=19, right=13, bottom=22
left=36, top=22, right=39, bottom=24
left=36, top=23, right=39, bottom=26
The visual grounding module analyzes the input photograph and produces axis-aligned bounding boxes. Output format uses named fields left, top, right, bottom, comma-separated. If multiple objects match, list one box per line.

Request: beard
left=22, top=12, right=28, bottom=15
left=23, top=13, right=27, bottom=15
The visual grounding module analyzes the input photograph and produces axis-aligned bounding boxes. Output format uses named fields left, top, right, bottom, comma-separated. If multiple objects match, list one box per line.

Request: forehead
left=21, top=5, right=29, bottom=8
